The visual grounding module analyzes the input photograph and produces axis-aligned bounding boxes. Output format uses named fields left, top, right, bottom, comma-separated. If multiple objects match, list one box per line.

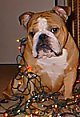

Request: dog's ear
left=19, top=12, right=34, bottom=28
left=52, top=6, right=71, bottom=22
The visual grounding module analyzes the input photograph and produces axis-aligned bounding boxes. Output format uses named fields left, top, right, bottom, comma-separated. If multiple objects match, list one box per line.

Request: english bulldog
left=3, top=6, right=79, bottom=99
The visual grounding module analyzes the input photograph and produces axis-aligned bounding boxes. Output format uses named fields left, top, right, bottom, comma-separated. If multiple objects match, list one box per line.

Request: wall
left=57, top=0, right=67, bottom=6
left=0, top=0, right=54, bottom=64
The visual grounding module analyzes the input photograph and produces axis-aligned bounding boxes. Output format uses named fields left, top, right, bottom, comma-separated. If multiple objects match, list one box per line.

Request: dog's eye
left=51, top=28, right=59, bottom=33
left=29, top=31, right=35, bottom=38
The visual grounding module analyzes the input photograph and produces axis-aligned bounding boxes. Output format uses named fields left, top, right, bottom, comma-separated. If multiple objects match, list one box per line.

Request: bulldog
left=3, top=6, right=79, bottom=99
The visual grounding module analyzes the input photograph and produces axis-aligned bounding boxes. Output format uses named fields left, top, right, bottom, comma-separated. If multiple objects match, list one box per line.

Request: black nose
left=39, top=34, right=48, bottom=40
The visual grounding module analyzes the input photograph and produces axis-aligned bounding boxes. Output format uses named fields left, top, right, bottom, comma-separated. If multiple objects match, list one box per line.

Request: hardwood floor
left=0, top=64, right=18, bottom=98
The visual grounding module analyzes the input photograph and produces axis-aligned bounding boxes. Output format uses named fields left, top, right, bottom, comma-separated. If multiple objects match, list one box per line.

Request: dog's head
left=19, top=6, right=71, bottom=59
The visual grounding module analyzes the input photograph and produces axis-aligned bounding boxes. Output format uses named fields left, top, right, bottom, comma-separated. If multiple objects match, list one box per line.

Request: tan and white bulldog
left=3, top=6, right=79, bottom=99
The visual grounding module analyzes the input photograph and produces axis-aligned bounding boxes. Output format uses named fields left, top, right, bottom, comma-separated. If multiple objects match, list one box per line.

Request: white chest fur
left=37, top=49, right=68, bottom=82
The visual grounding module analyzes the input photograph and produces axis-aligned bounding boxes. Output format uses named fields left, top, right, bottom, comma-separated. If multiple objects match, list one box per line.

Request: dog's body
left=3, top=6, right=79, bottom=99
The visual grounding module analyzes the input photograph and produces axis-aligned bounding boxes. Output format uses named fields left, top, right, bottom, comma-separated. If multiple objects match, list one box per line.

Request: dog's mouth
left=36, top=43, right=62, bottom=58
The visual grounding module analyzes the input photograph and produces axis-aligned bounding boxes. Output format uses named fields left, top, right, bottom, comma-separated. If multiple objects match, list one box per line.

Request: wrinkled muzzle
left=32, top=30, right=62, bottom=58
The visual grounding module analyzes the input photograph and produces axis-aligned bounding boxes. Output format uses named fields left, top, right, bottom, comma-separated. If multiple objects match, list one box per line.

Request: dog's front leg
left=64, top=68, right=77, bottom=99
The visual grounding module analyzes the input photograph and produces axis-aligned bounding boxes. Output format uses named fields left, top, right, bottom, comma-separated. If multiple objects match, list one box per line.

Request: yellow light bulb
left=66, top=105, right=68, bottom=108
left=35, top=110, right=39, bottom=114
left=76, top=95, right=79, bottom=97
left=55, top=104, right=57, bottom=108
left=4, top=113, right=8, bottom=117
left=25, top=115, right=31, bottom=117
left=16, top=38, right=20, bottom=42
left=25, top=115, right=29, bottom=117
left=18, top=46, right=21, bottom=50
left=49, top=115, right=52, bottom=117
left=18, top=81, right=22, bottom=85
left=42, top=98, right=45, bottom=102
left=21, top=75, right=24, bottom=78
left=18, top=65, right=22, bottom=68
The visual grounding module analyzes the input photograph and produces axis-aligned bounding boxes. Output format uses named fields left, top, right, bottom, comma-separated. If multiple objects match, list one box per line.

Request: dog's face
left=19, top=6, right=71, bottom=59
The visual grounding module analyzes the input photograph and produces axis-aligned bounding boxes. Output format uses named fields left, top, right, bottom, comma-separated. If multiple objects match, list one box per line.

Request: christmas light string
left=0, top=37, right=80, bottom=117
